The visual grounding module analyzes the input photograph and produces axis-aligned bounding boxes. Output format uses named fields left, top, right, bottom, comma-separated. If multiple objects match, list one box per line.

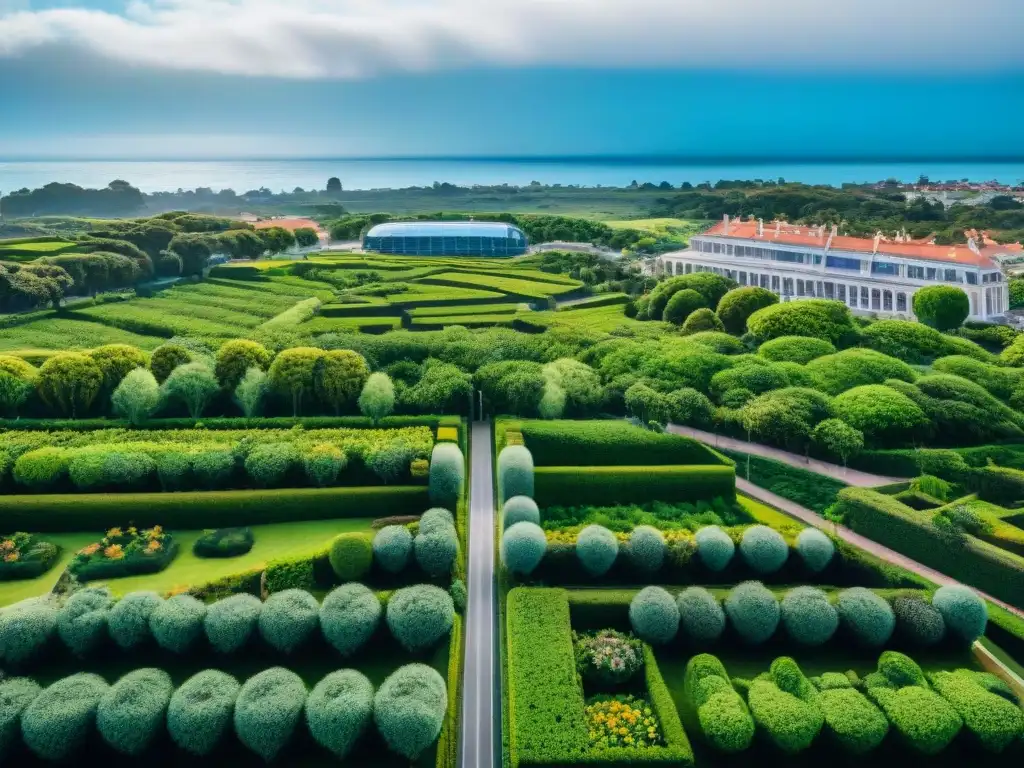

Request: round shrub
left=576, top=525, right=618, bottom=577
left=259, top=589, right=320, bottom=654
left=695, top=525, right=735, bottom=572
left=97, top=668, right=173, bottom=756
left=758, top=335, right=837, bottom=364
left=677, top=587, right=726, bottom=644
left=214, top=338, right=272, bottom=390
left=373, top=525, right=414, bottom=574
left=628, top=525, right=666, bottom=574
left=57, top=586, right=113, bottom=657
left=107, top=591, right=162, bottom=650
left=913, top=285, right=970, bottom=331
left=739, top=525, right=789, bottom=574
left=836, top=588, right=895, bottom=647
left=450, top=579, right=467, bottom=613
left=932, top=585, right=987, bottom=643
left=374, top=663, right=447, bottom=760
left=13, top=447, right=70, bottom=491
left=498, top=445, right=534, bottom=501
left=681, top=308, right=725, bottom=335
left=234, top=667, right=307, bottom=761
left=320, top=583, right=382, bottom=657
left=305, top=670, right=374, bottom=758
left=717, top=286, right=779, bottom=335
left=21, top=673, right=108, bottom=761
left=244, top=442, right=299, bottom=488
left=833, top=385, right=929, bottom=445
left=795, top=528, right=835, bottom=573
left=724, top=581, right=780, bottom=645
left=501, top=522, right=547, bottom=576
left=892, top=596, right=946, bottom=647
left=0, top=677, right=41, bottom=756
left=190, top=449, right=236, bottom=489
left=747, top=299, right=855, bottom=345
left=204, top=593, right=263, bottom=654
left=329, top=532, right=374, bottom=582
left=0, top=600, right=58, bottom=666
left=418, top=507, right=455, bottom=536
left=149, top=594, right=207, bottom=654
left=780, top=587, right=839, bottom=646
left=428, top=442, right=464, bottom=510
left=386, top=585, right=455, bottom=653
left=629, top=586, right=680, bottom=645
left=167, top=670, right=241, bottom=756
left=302, top=443, right=347, bottom=487
left=503, top=496, right=540, bottom=530
left=663, top=288, right=706, bottom=325
left=414, top=528, right=459, bottom=578
left=806, top=348, right=917, bottom=396
left=193, top=527, right=254, bottom=558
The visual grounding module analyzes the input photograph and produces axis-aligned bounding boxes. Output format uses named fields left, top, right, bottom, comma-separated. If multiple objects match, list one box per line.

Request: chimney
left=774, top=221, right=781, bottom=239
left=873, top=232, right=882, bottom=254
left=757, top=219, right=764, bottom=238
left=968, top=237, right=981, bottom=256
left=818, top=225, right=825, bottom=240
left=831, top=224, right=838, bottom=238
left=723, top=214, right=730, bottom=235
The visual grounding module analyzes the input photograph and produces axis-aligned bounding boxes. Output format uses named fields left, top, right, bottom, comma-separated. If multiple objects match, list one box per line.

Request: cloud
left=1, top=0, right=1021, bottom=78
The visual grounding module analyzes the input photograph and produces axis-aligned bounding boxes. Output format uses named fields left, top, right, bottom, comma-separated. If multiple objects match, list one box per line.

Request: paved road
left=460, top=421, right=497, bottom=768
left=668, top=424, right=906, bottom=487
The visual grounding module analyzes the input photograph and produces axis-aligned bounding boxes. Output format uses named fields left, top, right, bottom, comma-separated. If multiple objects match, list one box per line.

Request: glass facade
left=363, top=221, right=528, bottom=256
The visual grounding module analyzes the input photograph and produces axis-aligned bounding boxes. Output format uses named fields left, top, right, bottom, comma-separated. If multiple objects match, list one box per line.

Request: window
left=966, top=272, right=978, bottom=285
left=826, top=255, right=861, bottom=271
left=837, top=284, right=846, bottom=302
left=907, top=265, right=925, bottom=280
left=883, top=291, right=893, bottom=312
left=926, top=268, right=937, bottom=280
left=771, top=276, right=780, bottom=292
left=860, top=287, right=869, bottom=308
left=872, top=261, right=900, bottom=276
left=774, top=250, right=805, bottom=263
left=825, top=282, right=835, bottom=299
left=760, top=274, right=769, bottom=289
left=813, top=255, right=823, bottom=265
left=944, top=269, right=958, bottom=282
left=685, top=262, right=693, bottom=274
left=797, top=280, right=805, bottom=296
left=897, top=293, right=907, bottom=312
left=739, top=271, right=747, bottom=285
left=871, top=289, right=881, bottom=310
left=783, top=278, right=794, bottom=295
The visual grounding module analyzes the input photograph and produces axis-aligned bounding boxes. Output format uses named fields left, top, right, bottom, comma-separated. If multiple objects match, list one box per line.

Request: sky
left=0, top=0, right=1023, bottom=160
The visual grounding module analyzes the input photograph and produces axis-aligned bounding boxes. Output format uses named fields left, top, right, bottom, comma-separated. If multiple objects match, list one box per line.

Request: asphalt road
left=460, top=421, right=497, bottom=768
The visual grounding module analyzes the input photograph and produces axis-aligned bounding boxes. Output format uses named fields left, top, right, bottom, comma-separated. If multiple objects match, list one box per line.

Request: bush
left=780, top=586, right=839, bottom=646
left=741, top=387, right=835, bottom=453
left=914, top=285, right=970, bottom=331
left=747, top=658, right=823, bottom=753
left=244, top=442, right=299, bottom=488
left=234, top=667, right=307, bottom=761
left=37, top=353, right=104, bottom=418
left=320, top=583, right=382, bottom=657
left=0, top=677, right=41, bottom=756
left=928, top=670, right=1024, bottom=752
left=373, top=664, right=448, bottom=760
left=932, top=585, right=987, bottom=643
left=450, top=578, right=467, bottom=612
left=806, top=349, right=917, bottom=396
left=111, top=368, right=160, bottom=425
left=503, top=496, right=540, bottom=530
left=302, top=443, right=346, bottom=487
left=833, top=385, right=929, bottom=445
left=418, top=507, right=455, bottom=536
left=627, top=525, right=666, bottom=574
left=259, top=588, right=320, bottom=653
left=836, top=587, right=895, bottom=646
left=57, top=586, right=113, bottom=657
left=162, top=362, right=219, bottom=418
left=214, top=339, right=272, bottom=391
left=149, top=344, right=190, bottom=383
left=501, top=521, right=548, bottom=576
left=629, top=586, right=680, bottom=645
left=498, top=445, right=534, bottom=501
left=191, top=449, right=237, bottom=489
left=812, top=419, right=865, bottom=464
left=747, top=299, right=855, bottom=345
left=811, top=675, right=889, bottom=755
left=677, top=587, right=726, bottom=644
left=367, top=441, right=416, bottom=483
left=663, top=288, right=707, bottom=325
left=193, top=526, right=254, bottom=558
left=373, top=525, right=414, bottom=573
left=681, top=308, right=725, bottom=335
left=305, top=670, right=374, bottom=758
left=758, top=335, right=836, bottom=364
left=739, top=525, right=789, bottom=574
left=795, top=529, right=834, bottom=573
left=724, top=581, right=780, bottom=644
left=386, top=584, right=455, bottom=652
left=167, top=670, right=241, bottom=756
left=695, top=525, right=735, bottom=572
left=576, top=524, right=618, bottom=577
left=204, top=593, right=263, bottom=654
left=414, top=525, right=459, bottom=578
left=716, top=286, right=778, bottom=335
left=683, top=654, right=755, bottom=753
left=359, top=372, right=396, bottom=423
left=329, top=532, right=373, bottom=582
left=13, top=447, right=70, bottom=491
left=892, top=596, right=946, bottom=647
left=97, top=668, right=173, bottom=756
left=21, top=673, right=108, bottom=760
left=428, top=442, right=464, bottom=510
left=0, top=600, right=58, bottom=666
left=150, top=594, right=207, bottom=654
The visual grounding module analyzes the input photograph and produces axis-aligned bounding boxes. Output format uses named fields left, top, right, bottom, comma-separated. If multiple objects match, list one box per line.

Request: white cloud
left=1, top=0, right=1021, bottom=78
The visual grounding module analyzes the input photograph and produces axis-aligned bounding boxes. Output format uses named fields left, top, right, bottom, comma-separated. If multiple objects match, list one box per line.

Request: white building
left=657, top=216, right=1010, bottom=321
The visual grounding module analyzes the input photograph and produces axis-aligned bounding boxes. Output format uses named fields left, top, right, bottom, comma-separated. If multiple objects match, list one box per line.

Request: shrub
left=836, top=587, right=895, bottom=646
left=681, top=308, right=725, bottom=335
left=627, top=525, right=666, bottom=574
left=259, top=588, right=320, bottom=653
left=747, top=299, right=855, bottom=345
left=576, top=524, right=618, bottom=577
left=811, top=674, right=889, bottom=754
left=716, top=286, right=778, bottom=335
left=328, top=532, right=373, bottom=582
left=914, top=285, right=970, bottom=331
left=629, top=586, right=680, bottom=645
left=795, top=528, right=835, bottom=573
left=833, top=385, right=929, bottom=445
left=234, top=366, right=269, bottom=417
left=812, top=419, right=864, bottom=464
left=677, top=587, right=726, bottom=644
left=758, top=335, right=836, bottom=364
left=780, top=586, right=839, bottom=646
left=418, top=507, right=455, bottom=536
left=193, top=526, right=254, bottom=559
left=806, top=348, right=917, bottom=396
left=373, top=525, right=414, bottom=573
left=386, top=584, right=455, bottom=652
left=167, top=670, right=241, bottom=756
left=683, top=654, right=755, bottom=753
left=359, top=372, right=396, bottom=423
left=20, top=673, right=108, bottom=761
left=13, top=447, right=70, bottom=491
left=932, top=585, right=987, bottom=643
left=367, top=441, right=416, bottom=483
left=724, top=581, right=779, bottom=644
left=373, top=664, right=448, bottom=760
left=450, top=578, right=468, bottom=612
left=503, top=496, right=540, bottom=530
left=204, top=593, right=263, bottom=654
left=663, top=288, right=707, bottom=325
left=0, top=677, right=41, bottom=756
left=190, top=449, right=236, bottom=489
left=574, top=630, right=643, bottom=687
left=741, top=387, right=834, bottom=452
left=214, top=339, right=272, bottom=390
left=314, top=349, right=370, bottom=415
left=414, top=525, right=459, bottom=578
left=305, top=670, right=374, bottom=758
left=428, top=442, right=464, bottom=510
left=234, top=667, right=307, bottom=761
left=162, top=361, right=219, bottom=418
left=150, top=594, right=207, bottom=653
left=97, top=668, right=173, bottom=756
left=928, top=670, right=1024, bottom=752
left=695, top=525, right=735, bottom=572
left=244, top=442, right=299, bottom=488
left=0, top=600, right=58, bottom=666
left=111, top=368, right=161, bottom=425
left=37, top=353, right=104, bottom=418
left=149, top=344, right=190, bottom=383
left=501, top=521, right=547, bottom=576
left=892, top=596, right=946, bottom=647
left=747, top=659, right=824, bottom=753
left=302, top=442, right=346, bottom=487
left=320, top=583, right=382, bottom=657
left=739, top=525, right=789, bottom=574
left=57, top=586, right=113, bottom=657
left=498, top=445, right=534, bottom=501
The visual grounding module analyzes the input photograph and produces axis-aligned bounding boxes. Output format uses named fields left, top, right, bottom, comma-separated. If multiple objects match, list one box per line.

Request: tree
left=37, top=353, right=104, bottom=418
left=259, top=227, right=296, bottom=255
left=359, top=372, right=395, bottom=423
left=234, top=367, right=269, bottom=417
left=0, top=371, right=32, bottom=418
left=716, top=287, right=779, bottom=335
left=741, top=387, right=834, bottom=453
left=294, top=228, right=319, bottom=248
left=89, top=344, right=147, bottom=395
left=149, top=344, right=191, bottom=384
left=662, top=288, right=706, bottom=325
left=156, top=250, right=183, bottom=277
left=111, top=368, right=161, bottom=425
left=326, top=177, right=342, bottom=195
left=315, top=350, right=371, bottom=415
left=912, top=285, right=970, bottom=331
left=0, top=262, right=73, bottom=311
left=268, top=347, right=324, bottom=415
left=214, top=339, right=272, bottom=391
left=161, top=362, right=219, bottom=418
left=168, top=234, right=214, bottom=276
left=811, top=418, right=864, bottom=466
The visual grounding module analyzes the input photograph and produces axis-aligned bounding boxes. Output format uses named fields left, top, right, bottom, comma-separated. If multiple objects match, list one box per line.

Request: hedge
left=305, top=669, right=374, bottom=758
left=0, top=414, right=453, bottom=432
left=96, top=668, right=173, bottom=756
left=928, top=670, right=1024, bottom=751
left=20, top=673, right=108, bottom=761
left=258, top=589, right=320, bottom=653
left=746, top=658, right=824, bottom=754
left=810, top=674, right=889, bottom=755
left=533, top=465, right=735, bottom=507
left=234, top=667, right=307, bottom=761
left=719, top=448, right=847, bottom=514
left=167, top=670, right=241, bottom=756
left=0, top=677, right=40, bottom=756
left=682, top=653, right=755, bottom=753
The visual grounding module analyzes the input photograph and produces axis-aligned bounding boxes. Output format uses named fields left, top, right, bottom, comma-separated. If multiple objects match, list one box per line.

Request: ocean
left=2, top=158, right=1024, bottom=194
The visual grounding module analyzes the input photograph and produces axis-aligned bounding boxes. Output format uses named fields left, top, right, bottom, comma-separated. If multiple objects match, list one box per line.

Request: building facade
left=657, top=217, right=1009, bottom=321
left=363, top=221, right=528, bottom=257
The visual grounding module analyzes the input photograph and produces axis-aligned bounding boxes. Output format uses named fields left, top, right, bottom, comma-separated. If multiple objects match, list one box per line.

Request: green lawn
left=0, top=532, right=95, bottom=607
left=0, top=317, right=166, bottom=352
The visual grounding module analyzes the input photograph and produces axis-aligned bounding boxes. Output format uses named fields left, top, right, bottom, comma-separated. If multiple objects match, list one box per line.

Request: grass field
left=0, top=532, right=95, bottom=607
left=521, top=303, right=638, bottom=331
left=0, top=317, right=166, bottom=352
left=422, top=271, right=581, bottom=297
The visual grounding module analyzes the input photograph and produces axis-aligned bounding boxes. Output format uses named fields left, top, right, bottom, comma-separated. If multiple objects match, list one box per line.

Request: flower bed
left=0, top=532, right=60, bottom=580
left=585, top=694, right=664, bottom=750
left=69, top=526, right=178, bottom=581
left=574, top=630, right=644, bottom=690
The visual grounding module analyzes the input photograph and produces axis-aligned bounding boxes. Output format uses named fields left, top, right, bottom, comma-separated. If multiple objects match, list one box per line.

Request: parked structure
left=363, top=221, right=528, bottom=257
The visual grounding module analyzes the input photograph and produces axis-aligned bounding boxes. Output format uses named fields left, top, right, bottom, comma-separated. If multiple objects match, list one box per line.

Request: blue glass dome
left=363, top=221, right=528, bottom=257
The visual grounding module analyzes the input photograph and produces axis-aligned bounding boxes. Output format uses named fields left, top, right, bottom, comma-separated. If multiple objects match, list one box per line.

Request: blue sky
left=1, top=0, right=1022, bottom=159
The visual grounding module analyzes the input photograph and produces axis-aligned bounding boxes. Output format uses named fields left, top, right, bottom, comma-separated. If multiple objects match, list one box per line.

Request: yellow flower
left=149, top=525, right=164, bottom=537
left=80, top=543, right=101, bottom=556
left=103, top=544, right=124, bottom=560
left=618, top=728, right=628, bottom=736
left=624, top=736, right=633, bottom=744
left=128, top=526, right=138, bottom=535
left=106, top=527, right=122, bottom=538
left=4, top=552, right=19, bottom=562
left=146, top=539, right=162, bottom=552
left=0, top=540, right=14, bottom=551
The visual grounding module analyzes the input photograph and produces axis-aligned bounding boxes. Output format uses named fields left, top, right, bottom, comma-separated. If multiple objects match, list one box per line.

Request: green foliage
left=747, top=299, right=855, bottom=345
left=214, top=339, right=272, bottom=390
left=498, top=444, right=534, bottom=501
left=836, top=587, right=895, bottom=646
left=710, top=359, right=790, bottom=402
left=359, top=371, right=395, bottom=422
left=758, top=335, right=836, bottom=364
left=576, top=524, right=618, bottom=577
left=110, top=368, right=160, bottom=425
left=234, top=366, right=269, bottom=417
left=193, top=526, right=254, bottom=558
left=386, top=584, right=455, bottom=652
left=716, top=286, right=778, bottom=334
left=320, top=583, right=382, bottom=657
left=0, top=599, right=58, bottom=666
left=167, top=670, right=240, bottom=756
left=301, top=442, right=346, bottom=487
left=203, top=593, right=262, bottom=654
left=305, top=669, right=374, bottom=758
left=0, top=677, right=41, bottom=756
left=795, top=529, right=835, bottom=573
left=234, top=667, right=307, bottom=761
left=57, top=586, right=113, bottom=657
left=534, top=465, right=736, bottom=507
left=162, top=361, right=219, bottom=418
left=97, top=668, right=173, bottom=756
left=89, top=344, right=147, bottom=397
left=0, top=371, right=33, bottom=419
left=739, top=524, right=789, bottom=574
left=833, top=385, right=929, bottom=445
left=933, top=355, right=1021, bottom=400
left=695, top=525, right=735, bottom=572
left=629, top=585, right=680, bottom=644
left=724, top=581, right=779, bottom=644
left=741, top=387, right=834, bottom=452
left=243, top=441, right=298, bottom=488
left=747, top=658, right=823, bottom=753
left=892, top=596, right=946, bottom=647
left=150, top=594, right=207, bottom=654
left=373, top=524, right=414, bottom=573
left=450, top=578, right=467, bottom=612
left=20, top=673, right=108, bottom=761
left=663, top=289, right=707, bottom=325
left=932, top=584, right=987, bottom=643
left=258, top=588, right=320, bottom=653
left=414, top=523, right=459, bottom=578
left=811, top=675, right=889, bottom=755
left=914, top=285, right=970, bottom=331
left=862, top=320, right=991, bottom=364
left=811, top=419, right=864, bottom=463
left=476, top=360, right=545, bottom=415
left=268, top=346, right=323, bottom=415
left=327, top=531, right=373, bottom=582
left=683, top=653, right=755, bottom=753
left=37, top=352, right=104, bottom=418
left=428, top=442, right=464, bottom=510
left=503, top=495, right=540, bottom=530
left=780, top=586, right=839, bottom=646
left=807, top=348, right=917, bottom=396
left=627, top=525, right=666, bottom=574
left=929, top=670, right=1024, bottom=752
left=373, top=663, right=448, bottom=760
left=501, top=521, right=548, bottom=576
left=314, top=349, right=370, bottom=415
left=677, top=586, right=726, bottom=644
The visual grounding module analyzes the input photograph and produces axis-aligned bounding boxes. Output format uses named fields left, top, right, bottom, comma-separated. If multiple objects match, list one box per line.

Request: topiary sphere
left=21, top=673, right=108, bottom=761
left=498, top=445, right=534, bottom=501
left=329, top=532, right=374, bottom=582
left=167, top=670, right=241, bottom=756
left=386, top=585, right=455, bottom=653
left=503, top=496, right=540, bottom=530
left=0, top=677, right=42, bottom=756
left=428, top=443, right=464, bottom=510
left=150, top=594, right=207, bottom=654
left=724, top=581, right=780, bottom=645
left=107, top=591, right=163, bottom=650
left=501, top=522, right=547, bottom=576
left=97, top=668, right=173, bottom=756
left=795, top=529, right=835, bottom=573
left=204, top=593, right=263, bottom=654
left=932, top=585, right=987, bottom=643
left=695, top=525, right=735, bottom=572
left=576, top=525, right=618, bottom=577
left=629, top=586, right=680, bottom=645
left=892, top=597, right=946, bottom=647
left=739, top=525, right=789, bottom=575
left=305, top=670, right=374, bottom=759
left=320, top=583, right=382, bottom=657
left=628, top=526, right=666, bottom=574
left=780, top=587, right=839, bottom=646
left=259, top=589, right=320, bottom=654
left=676, top=587, right=726, bottom=644
left=418, top=508, right=455, bottom=537
left=0, top=600, right=58, bottom=667
left=234, top=667, right=307, bottom=761
left=57, top=586, right=113, bottom=657
left=374, top=663, right=447, bottom=760
left=414, top=528, right=459, bottom=578
left=373, top=525, right=414, bottom=574
left=836, top=588, right=895, bottom=647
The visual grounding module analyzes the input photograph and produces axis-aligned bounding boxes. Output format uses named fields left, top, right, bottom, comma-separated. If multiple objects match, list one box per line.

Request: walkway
left=460, top=421, right=497, bottom=768
left=668, top=424, right=906, bottom=487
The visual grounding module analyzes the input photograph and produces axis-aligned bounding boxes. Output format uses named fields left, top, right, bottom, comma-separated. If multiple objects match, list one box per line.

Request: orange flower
left=80, top=543, right=101, bottom=556
left=148, top=525, right=163, bottom=538
left=106, top=527, right=123, bottom=538
left=146, top=539, right=162, bottom=552
left=103, top=544, right=125, bottom=560
left=0, top=540, right=15, bottom=552
left=4, top=552, right=19, bottom=562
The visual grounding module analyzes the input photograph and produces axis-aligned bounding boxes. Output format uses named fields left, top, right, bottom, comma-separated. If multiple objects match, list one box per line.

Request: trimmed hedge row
left=533, top=466, right=736, bottom=507
left=0, top=414, right=459, bottom=432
